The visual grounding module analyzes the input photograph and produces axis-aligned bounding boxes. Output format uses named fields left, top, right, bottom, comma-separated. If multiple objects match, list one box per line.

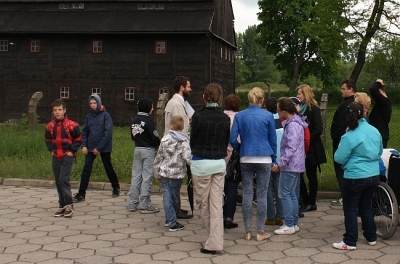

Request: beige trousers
left=192, top=172, right=225, bottom=251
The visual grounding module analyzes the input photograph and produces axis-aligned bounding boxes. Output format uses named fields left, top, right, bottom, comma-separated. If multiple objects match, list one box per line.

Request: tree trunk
left=289, top=60, right=301, bottom=91
left=350, top=0, right=385, bottom=86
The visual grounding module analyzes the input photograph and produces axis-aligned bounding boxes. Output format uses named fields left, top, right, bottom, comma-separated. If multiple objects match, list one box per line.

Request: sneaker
left=112, top=188, right=120, bottom=198
left=294, top=225, right=300, bottom=232
left=169, top=222, right=184, bottom=232
left=368, top=241, right=377, bottom=246
left=332, top=241, right=356, bottom=250
left=73, top=193, right=85, bottom=203
left=256, top=231, right=271, bottom=241
left=331, top=198, right=343, bottom=207
left=224, top=220, right=238, bottom=229
left=63, top=205, right=73, bottom=218
left=274, top=225, right=296, bottom=235
left=139, top=206, right=160, bottom=214
left=200, top=248, right=220, bottom=255
left=54, top=207, right=65, bottom=217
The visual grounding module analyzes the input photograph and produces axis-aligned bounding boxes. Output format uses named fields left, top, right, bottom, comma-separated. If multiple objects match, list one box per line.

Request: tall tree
left=345, top=0, right=400, bottom=85
left=258, top=0, right=348, bottom=91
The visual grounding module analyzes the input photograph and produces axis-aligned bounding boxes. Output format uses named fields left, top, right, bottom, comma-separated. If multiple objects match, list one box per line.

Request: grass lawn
left=1, top=106, right=399, bottom=191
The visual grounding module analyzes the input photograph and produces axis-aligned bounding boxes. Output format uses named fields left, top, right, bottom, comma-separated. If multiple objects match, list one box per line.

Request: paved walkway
left=0, top=186, right=399, bottom=264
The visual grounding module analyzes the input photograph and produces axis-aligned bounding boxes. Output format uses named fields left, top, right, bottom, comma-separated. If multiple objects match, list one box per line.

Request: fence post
left=27, top=91, right=43, bottom=128
left=320, top=93, right=328, bottom=144
left=155, top=87, right=169, bottom=137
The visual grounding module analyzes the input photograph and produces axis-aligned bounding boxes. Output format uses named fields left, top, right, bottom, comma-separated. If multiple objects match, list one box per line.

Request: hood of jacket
left=284, top=114, right=308, bottom=129
left=89, top=94, right=105, bottom=112
left=169, top=130, right=188, bottom=142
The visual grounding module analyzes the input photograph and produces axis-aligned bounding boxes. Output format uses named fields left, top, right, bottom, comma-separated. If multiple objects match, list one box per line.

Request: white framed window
left=155, top=41, right=167, bottom=54
left=91, top=87, right=102, bottom=96
left=92, top=40, right=103, bottom=54
left=125, top=87, right=135, bottom=101
left=0, top=40, right=8, bottom=52
left=60, top=86, right=70, bottom=99
left=30, top=40, right=40, bottom=53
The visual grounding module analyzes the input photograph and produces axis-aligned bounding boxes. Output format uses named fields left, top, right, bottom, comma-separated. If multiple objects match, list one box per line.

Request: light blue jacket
left=334, top=118, right=383, bottom=179
left=230, top=105, right=277, bottom=162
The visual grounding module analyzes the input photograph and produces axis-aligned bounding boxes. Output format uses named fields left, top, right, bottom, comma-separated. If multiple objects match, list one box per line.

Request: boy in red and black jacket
left=45, top=99, right=81, bottom=218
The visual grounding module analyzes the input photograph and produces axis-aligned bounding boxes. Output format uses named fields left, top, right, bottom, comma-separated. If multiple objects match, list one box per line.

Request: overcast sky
left=232, top=0, right=260, bottom=33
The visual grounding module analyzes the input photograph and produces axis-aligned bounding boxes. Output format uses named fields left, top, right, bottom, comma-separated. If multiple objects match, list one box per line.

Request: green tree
left=258, top=0, right=348, bottom=91
left=235, top=26, right=281, bottom=86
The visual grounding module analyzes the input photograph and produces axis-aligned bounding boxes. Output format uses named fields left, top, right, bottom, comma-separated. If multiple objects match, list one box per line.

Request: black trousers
left=78, top=152, right=120, bottom=195
left=223, top=179, right=239, bottom=220
left=300, top=157, right=319, bottom=206
left=52, top=156, right=74, bottom=207
left=342, top=176, right=378, bottom=246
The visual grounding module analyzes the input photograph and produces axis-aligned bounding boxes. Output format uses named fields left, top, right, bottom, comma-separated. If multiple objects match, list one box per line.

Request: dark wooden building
left=0, top=0, right=236, bottom=124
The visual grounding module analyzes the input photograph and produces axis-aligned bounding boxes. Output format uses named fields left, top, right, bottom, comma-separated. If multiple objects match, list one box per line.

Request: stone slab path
left=0, top=186, right=399, bottom=264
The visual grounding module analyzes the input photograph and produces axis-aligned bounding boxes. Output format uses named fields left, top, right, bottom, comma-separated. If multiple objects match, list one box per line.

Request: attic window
left=137, top=3, right=165, bottom=10
left=59, top=3, right=84, bottom=9
left=30, top=40, right=40, bottom=53
left=155, top=41, right=167, bottom=54
left=0, top=40, right=8, bottom=52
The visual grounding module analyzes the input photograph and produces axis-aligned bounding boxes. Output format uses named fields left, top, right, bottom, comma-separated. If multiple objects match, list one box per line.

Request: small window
left=92, top=87, right=102, bottom=96
left=0, top=40, right=8, bottom=52
left=137, top=3, right=164, bottom=10
left=30, top=40, right=40, bottom=53
left=125, top=87, right=135, bottom=101
left=225, top=47, right=228, bottom=60
left=220, top=47, right=223, bottom=59
left=60, top=86, right=70, bottom=99
left=155, top=41, right=167, bottom=54
left=92, top=40, right=103, bottom=54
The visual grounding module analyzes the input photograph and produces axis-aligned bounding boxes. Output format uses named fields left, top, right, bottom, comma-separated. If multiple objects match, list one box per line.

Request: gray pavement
left=0, top=186, right=399, bottom=264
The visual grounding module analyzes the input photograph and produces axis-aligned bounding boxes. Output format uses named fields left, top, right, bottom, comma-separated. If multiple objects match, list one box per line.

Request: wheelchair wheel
left=374, top=182, right=399, bottom=239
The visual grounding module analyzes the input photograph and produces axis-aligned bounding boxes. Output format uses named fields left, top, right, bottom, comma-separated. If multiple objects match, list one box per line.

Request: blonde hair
left=248, top=87, right=265, bottom=105
left=170, top=116, right=184, bottom=131
left=297, top=84, right=318, bottom=108
left=355, top=92, right=371, bottom=117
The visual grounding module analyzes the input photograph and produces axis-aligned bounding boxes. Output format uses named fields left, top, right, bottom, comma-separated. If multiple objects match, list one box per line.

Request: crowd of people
left=44, top=76, right=392, bottom=254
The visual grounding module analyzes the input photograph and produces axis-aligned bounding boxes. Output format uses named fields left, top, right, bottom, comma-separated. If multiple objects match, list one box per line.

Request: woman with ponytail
left=333, top=102, right=383, bottom=251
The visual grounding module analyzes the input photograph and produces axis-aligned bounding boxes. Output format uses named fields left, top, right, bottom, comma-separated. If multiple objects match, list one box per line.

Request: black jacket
left=130, top=113, right=160, bottom=148
left=330, top=95, right=355, bottom=150
left=369, top=81, right=392, bottom=144
left=304, top=105, right=326, bottom=165
left=190, top=106, right=230, bottom=159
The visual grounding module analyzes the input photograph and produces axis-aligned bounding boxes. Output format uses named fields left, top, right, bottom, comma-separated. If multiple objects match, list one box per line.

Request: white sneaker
left=368, top=241, right=377, bottom=246
left=274, top=225, right=296, bottom=235
left=294, top=225, right=300, bottom=232
left=332, top=241, right=356, bottom=250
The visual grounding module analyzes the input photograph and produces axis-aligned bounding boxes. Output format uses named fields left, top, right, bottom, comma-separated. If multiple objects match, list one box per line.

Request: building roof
left=0, top=9, right=213, bottom=34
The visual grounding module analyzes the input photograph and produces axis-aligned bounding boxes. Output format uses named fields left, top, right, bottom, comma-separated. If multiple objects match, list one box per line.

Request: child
left=74, top=94, right=120, bottom=202
left=45, top=99, right=81, bottom=218
left=273, top=97, right=307, bottom=235
left=154, top=116, right=191, bottom=231
left=128, top=98, right=161, bottom=214
left=265, top=97, right=283, bottom=226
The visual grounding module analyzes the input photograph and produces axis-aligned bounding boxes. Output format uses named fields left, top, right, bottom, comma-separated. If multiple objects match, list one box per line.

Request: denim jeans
left=342, top=176, right=379, bottom=246
left=78, top=152, right=120, bottom=196
left=267, top=171, right=281, bottom=220
left=128, top=147, right=156, bottom=209
left=160, top=177, right=182, bottom=227
left=241, top=163, right=271, bottom=233
left=279, top=171, right=300, bottom=227
left=52, top=156, right=74, bottom=207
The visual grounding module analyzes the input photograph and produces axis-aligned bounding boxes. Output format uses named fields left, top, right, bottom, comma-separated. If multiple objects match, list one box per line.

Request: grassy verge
left=1, top=106, right=399, bottom=191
